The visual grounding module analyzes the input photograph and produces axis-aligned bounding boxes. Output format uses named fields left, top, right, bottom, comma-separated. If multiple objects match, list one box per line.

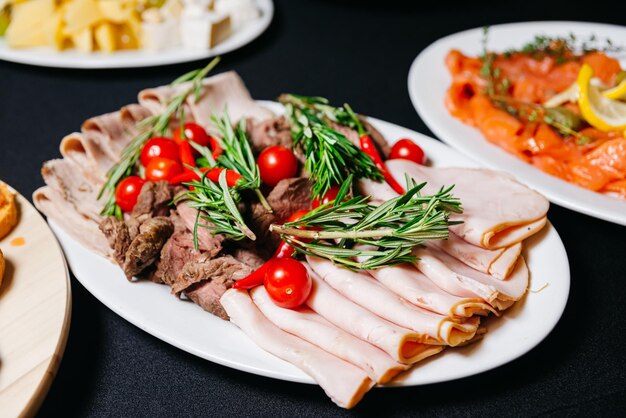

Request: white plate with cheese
left=0, top=0, right=273, bottom=69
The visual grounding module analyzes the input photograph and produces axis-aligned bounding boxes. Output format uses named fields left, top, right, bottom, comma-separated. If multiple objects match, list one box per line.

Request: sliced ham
left=427, top=233, right=522, bottom=280
left=304, top=263, right=443, bottom=364
left=358, top=160, right=549, bottom=249
left=366, top=263, right=494, bottom=318
left=307, top=256, right=478, bottom=346
left=32, top=186, right=111, bottom=257
left=414, top=248, right=529, bottom=310
left=221, top=289, right=374, bottom=409
left=138, top=71, right=273, bottom=129
left=250, top=287, right=407, bottom=384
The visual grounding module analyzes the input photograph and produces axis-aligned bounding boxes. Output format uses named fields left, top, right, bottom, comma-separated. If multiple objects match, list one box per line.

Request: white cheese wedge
left=180, top=12, right=231, bottom=50
left=214, top=0, right=259, bottom=28
left=141, top=19, right=180, bottom=51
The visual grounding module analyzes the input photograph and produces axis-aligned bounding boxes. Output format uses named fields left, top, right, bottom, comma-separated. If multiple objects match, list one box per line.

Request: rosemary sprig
left=175, top=169, right=256, bottom=248
left=210, top=111, right=272, bottom=212
left=98, top=57, right=221, bottom=218
left=278, top=94, right=383, bottom=198
left=269, top=177, right=462, bottom=270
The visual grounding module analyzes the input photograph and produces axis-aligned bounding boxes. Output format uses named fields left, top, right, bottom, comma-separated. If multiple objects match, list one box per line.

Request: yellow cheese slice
left=94, top=22, right=116, bottom=52
left=71, top=27, right=94, bottom=52
left=6, top=0, right=56, bottom=48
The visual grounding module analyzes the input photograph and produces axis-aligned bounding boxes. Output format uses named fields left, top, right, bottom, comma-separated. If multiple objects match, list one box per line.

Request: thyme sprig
left=269, top=177, right=462, bottom=270
left=98, top=57, right=221, bottom=218
left=175, top=169, right=256, bottom=248
left=278, top=94, right=383, bottom=198
left=210, top=111, right=272, bottom=212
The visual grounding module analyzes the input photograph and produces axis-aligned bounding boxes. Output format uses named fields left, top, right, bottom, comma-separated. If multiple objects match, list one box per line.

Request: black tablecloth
left=2, top=1, right=625, bottom=416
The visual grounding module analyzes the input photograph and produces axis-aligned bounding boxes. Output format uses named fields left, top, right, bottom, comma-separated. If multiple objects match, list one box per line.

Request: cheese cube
left=71, top=27, right=94, bottom=52
left=94, top=22, right=116, bottom=52
left=64, top=0, right=103, bottom=34
left=141, top=19, right=180, bottom=51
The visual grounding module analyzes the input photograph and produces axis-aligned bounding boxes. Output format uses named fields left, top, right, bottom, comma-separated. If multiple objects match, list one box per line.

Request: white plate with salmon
left=409, top=21, right=626, bottom=226
left=35, top=63, right=570, bottom=409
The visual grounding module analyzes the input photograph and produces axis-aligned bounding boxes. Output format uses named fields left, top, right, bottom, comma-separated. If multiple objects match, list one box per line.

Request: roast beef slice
left=132, top=181, right=173, bottom=218
left=249, top=177, right=312, bottom=251
left=122, top=216, right=174, bottom=279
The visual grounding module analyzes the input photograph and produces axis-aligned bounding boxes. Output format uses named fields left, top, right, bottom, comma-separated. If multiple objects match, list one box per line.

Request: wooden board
left=0, top=191, right=71, bottom=418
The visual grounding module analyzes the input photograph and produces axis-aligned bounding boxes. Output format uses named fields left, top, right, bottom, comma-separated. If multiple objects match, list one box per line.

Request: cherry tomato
left=264, top=258, right=312, bottom=309
left=311, top=185, right=342, bottom=208
left=115, top=176, right=145, bottom=213
left=173, top=122, right=212, bottom=156
left=257, top=145, right=299, bottom=187
left=145, top=157, right=182, bottom=182
left=140, top=137, right=179, bottom=167
left=390, top=139, right=426, bottom=165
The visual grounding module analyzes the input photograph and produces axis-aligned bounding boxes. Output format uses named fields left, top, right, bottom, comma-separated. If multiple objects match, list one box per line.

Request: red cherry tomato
left=264, top=258, right=312, bottom=309
left=115, top=176, right=145, bottom=213
left=140, top=137, right=179, bottom=167
left=311, top=185, right=342, bottom=208
left=257, top=145, right=299, bottom=187
left=173, top=122, right=211, bottom=156
left=145, top=157, right=182, bottom=182
left=390, top=139, right=426, bottom=165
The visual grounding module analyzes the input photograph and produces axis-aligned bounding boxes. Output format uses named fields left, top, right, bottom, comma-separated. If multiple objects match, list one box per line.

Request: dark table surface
left=1, top=0, right=626, bottom=416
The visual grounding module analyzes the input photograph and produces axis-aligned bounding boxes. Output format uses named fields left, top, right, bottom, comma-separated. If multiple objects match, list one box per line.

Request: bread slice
left=0, top=182, right=18, bottom=239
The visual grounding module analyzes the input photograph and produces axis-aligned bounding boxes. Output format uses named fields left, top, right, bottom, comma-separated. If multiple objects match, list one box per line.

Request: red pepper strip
left=169, top=167, right=243, bottom=187
left=359, top=134, right=405, bottom=194
left=169, top=167, right=209, bottom=184
left=233, top=210, right=310, bottom=290
left=179, top=141, right=196, bottom=172
left=205, top=167, right=243, bottom=187
left=209, top=136, right=223, bottom=161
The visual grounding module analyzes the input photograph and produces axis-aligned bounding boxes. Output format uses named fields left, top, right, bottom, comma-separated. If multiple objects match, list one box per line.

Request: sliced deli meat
left=414, top=248, right=529, bottom=310
left=307, top=256, right=478, bottom=346
left=250, top=287, right=407, bottom=384
left=426, top=233, right=523, bottom=280
left=366, top=263, right=494, bottom=318
left=138, top=71, right=273, bottom=129
left=221, top=289, right=375, bottom=409
left=304, top=264, right=443, bottom=364
left=358, top=160, right=549, bottom=249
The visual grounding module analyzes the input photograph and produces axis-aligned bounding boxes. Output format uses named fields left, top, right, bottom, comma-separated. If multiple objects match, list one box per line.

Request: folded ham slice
left=358, top=160, right=549, bottom=249
left=304, top=263, right=443, bottom=364
left=221, top=289, right=374, bottom=409
left=138, top=71, right=273, bottom=130
left=427, top=233, right=522, bottom=280
left=414, top=248, right=529, bottom=310
left=366, top=263, right=494, bottom=318
left=60, top=132, right=110, bottom=183
left=307, top=256, right=478, bottom=346
left=250, top=287, right=407, bottom=384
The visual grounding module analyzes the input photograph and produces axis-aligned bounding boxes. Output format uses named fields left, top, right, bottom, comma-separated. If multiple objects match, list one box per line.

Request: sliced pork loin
left=33, top=186, right=111, bottom=257
left=306, top=256, right=478, bottom=346
left=59, top=104, right=151, bottom=180
left=250, top=286, right=408, bottom=384
left=138, top=71, right=273, bottom=129
left=413, top=248, right=529, bottom=311
left=249, top=177, right=312, bottom=252
left=426, top=233, right=523, bottom=280
left=41, top=158, right=103, bottom=222
left=181, top=255, right=253, bottom=319
left=358, top=160, right=549, bottom=249
left=304, top=263, right=443, bottom=365
left=221, top=289, right=375, bottom=409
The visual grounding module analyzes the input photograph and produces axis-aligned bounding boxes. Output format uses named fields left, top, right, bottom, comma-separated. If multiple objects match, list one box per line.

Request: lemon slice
left=544, top=82, right=579, bottom=107
left=577, top=64, right=626, bottom=131
left=603, top=79, right=626, bottom=100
